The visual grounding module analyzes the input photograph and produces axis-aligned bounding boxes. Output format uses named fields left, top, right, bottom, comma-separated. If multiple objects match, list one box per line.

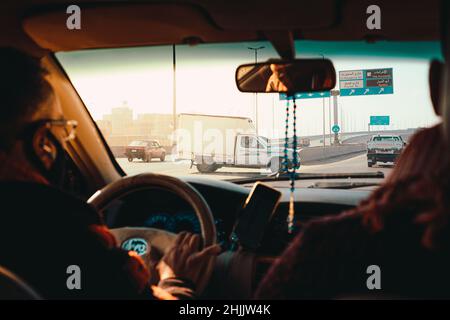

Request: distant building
left=98, top=105, right=173, bottom=149
left=109, top=106, right=133, bottom=136
left=135, top=113, right=173, bottom=146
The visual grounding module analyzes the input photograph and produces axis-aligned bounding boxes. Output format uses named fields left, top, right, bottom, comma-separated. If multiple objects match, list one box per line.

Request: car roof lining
left=22, top=3, right=259, bottom=53
left=0, top=0, right=440, bottom=57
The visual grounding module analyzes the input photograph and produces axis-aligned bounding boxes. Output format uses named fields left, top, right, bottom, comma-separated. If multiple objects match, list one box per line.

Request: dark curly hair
left=0, top=47, right=53, bottom=150
left=356, top=125, right=450, bottom=250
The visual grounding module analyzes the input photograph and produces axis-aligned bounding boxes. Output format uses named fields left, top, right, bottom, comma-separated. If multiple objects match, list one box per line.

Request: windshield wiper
left=229, top=171, right=385, bottom=184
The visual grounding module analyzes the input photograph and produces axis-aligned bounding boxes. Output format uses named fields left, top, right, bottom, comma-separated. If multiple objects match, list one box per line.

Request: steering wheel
left=87, top=173, right=217, bottom=293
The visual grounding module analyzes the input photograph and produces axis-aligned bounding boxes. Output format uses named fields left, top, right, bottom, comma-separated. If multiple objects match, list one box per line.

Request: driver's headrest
left=429, top=59, right=444, bottom=116
left=440, top=46, right=450, bottom=143
left=440, top=3, right=450, bottom=144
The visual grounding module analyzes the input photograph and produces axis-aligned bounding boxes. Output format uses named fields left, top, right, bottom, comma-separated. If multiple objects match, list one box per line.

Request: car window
left=57, top=41, right=441, bottom=182
left=255, top=139, right=265, bottom=149
left=240, top=136, right=248, bottom=148
left=249, top=137, right=258, bottom=148
left=373, top=136, right=399, bottom=142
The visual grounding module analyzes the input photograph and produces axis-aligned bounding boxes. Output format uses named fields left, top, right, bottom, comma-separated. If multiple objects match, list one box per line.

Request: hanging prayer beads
left=284, top=97, right=299, bottom=233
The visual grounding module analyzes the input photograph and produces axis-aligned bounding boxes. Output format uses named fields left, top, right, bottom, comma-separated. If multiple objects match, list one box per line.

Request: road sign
left=339, top=68, right=394, bottom=97
left=332, top=124, right=340, bottom=133
left=370, top=115, right=390, bottom=125
left=279, top=91, right=330, bottom=101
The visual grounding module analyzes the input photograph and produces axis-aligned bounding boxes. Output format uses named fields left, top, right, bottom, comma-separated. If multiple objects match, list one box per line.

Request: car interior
left=0, top=0, right=450, bottom=300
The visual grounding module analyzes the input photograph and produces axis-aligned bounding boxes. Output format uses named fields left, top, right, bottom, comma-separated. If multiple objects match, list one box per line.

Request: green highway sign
left=339, top=68, right=394, bottom=97
left=370, top=116, right=390, bottom=126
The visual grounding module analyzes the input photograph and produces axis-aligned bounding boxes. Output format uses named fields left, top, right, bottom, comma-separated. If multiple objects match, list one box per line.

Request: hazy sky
left=57, top=40, right=442, bottom=138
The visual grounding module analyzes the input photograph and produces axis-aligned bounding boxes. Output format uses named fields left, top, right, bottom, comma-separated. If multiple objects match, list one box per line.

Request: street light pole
left=319, top=54, right=326, bottom=147
left=331, top=89, right=340, bottom=145
left=248, top=46, right=265, bottom=135
left=328, top=96, right=332, bottom=145
left=272, top=95, right=275, bottom=137
left=172, top=44, right=177, bottom=134
left=322, top=95, right=326, bottom=147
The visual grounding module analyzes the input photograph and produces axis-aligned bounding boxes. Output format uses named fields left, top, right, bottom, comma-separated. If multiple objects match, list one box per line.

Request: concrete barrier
left=299, top=144, right=366, bottom=164
left=110, top=143, right=365, bottom=164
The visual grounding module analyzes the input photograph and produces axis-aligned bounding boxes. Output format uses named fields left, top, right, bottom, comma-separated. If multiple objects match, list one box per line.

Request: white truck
left=175, top=113, right=299, bottom=173
left=367, top=134, right=406, bottom=167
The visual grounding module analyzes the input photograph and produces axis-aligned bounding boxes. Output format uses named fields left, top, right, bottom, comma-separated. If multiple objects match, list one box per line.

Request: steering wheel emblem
left=121, top=238, right=148, bottom=256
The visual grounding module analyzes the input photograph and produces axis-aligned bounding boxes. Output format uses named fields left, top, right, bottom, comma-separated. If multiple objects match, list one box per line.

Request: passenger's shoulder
left=0, top=181, right=100, bottom=224
left=0, top=181, right=80, bottom=204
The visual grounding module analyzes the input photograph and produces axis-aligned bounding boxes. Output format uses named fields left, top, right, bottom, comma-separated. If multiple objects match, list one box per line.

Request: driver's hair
left=0, top=47, right=53, bottom=151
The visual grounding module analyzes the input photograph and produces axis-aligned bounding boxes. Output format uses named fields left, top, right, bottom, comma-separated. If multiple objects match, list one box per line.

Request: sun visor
left=22, top=3, right=257, bottom=52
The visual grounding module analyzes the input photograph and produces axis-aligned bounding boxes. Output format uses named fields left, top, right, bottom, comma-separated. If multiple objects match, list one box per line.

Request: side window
left=240, top=136, right=263, bottom=149
left=241, top=136, right=250, bottom=148
left=249, top=137, right=256, bottom=148
left=256, top=139, right=265, bottom=149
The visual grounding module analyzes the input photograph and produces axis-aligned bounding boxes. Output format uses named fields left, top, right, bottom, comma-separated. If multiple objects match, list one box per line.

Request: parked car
left=125, top=140, right=166, bottom=162
left=367, top=135, right=406, bottom=167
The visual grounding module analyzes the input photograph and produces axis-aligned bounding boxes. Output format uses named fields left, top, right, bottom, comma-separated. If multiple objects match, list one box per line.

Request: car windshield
left=57, top=40, right=441, bottom=182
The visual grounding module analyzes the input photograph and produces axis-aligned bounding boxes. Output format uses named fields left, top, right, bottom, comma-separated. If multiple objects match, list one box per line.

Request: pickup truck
left=192, top=133, right=299, bottom=173
left=367, top=135, right=406, bottom=167
left=175, top=113, right=299, bottom=173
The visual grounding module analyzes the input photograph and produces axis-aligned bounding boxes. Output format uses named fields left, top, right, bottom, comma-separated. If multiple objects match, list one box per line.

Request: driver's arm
left=84, top=224, right=200, bottom=299
left=73, top=224, right=194, bottom=299
left=84, top=221, right=222, bottom=300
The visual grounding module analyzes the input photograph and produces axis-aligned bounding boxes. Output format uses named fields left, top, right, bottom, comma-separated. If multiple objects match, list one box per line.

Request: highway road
left=117, top=152, right=393, bottom=180
left=300, top=153, right=392, bottom=177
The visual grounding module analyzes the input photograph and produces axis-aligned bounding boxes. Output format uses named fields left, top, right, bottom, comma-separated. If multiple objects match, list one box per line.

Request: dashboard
left=104, top=176, right=371, bottom=256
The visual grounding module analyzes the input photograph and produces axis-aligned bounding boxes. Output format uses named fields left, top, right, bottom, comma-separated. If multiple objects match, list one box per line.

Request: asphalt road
left=117, top=153, right=393, bottom=180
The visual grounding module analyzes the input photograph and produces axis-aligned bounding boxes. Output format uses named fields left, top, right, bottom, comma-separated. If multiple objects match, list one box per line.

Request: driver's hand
left=156, top=232, right=221, bottom=287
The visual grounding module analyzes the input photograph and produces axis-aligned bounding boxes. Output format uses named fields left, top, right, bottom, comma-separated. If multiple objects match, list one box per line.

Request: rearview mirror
left=235, top=59, right=336, bottom=94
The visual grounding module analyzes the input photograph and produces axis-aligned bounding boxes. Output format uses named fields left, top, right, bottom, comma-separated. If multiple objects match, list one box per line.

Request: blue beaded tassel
left=287, top=97, right=299, bottom=234
left=283, top=100, right=290, bottom=173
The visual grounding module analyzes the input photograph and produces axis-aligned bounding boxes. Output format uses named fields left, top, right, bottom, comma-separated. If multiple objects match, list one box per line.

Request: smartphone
left=231, top=182, right=282, bottom=251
